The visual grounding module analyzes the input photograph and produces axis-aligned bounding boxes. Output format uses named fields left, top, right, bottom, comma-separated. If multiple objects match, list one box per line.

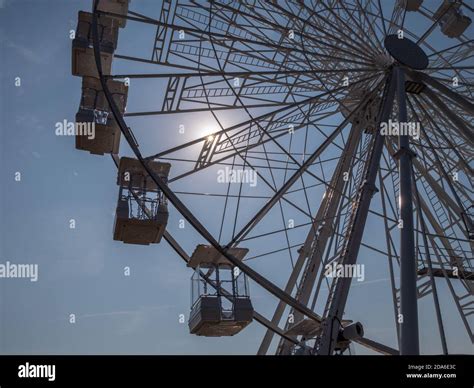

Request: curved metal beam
left=91, top=0, right=324, bottom=327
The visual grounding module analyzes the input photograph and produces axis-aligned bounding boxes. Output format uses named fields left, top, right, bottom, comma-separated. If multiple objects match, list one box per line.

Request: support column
left=396, top=66, right=419, bottom=355
left=316, top=72, right=397, bottom=355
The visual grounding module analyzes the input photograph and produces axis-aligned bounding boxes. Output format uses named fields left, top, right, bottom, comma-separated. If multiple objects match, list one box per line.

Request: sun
left=199, top=123, right=220, bottom=141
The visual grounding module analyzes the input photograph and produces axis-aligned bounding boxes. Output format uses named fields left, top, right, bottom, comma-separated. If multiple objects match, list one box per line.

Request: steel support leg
left=316, top=72, right=397, bottom=355
left=396, top=67, right=419, bottom=355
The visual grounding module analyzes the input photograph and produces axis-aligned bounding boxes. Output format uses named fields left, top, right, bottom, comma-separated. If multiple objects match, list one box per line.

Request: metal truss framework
left=90, top=0, right=473, bottom=355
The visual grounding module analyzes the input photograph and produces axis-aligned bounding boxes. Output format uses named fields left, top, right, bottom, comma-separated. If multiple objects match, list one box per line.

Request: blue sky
left=0, top=0, right=472, bottom=355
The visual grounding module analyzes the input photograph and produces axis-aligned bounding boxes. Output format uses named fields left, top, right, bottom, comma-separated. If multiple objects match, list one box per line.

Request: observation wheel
left=71, top=0, right=474, bottom=355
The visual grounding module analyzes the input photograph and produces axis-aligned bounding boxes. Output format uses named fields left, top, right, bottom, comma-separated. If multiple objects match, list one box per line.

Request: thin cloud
left=5, top=41, right=48, bottom=65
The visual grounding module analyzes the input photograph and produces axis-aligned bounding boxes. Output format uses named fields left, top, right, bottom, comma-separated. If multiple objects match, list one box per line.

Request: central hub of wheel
left=384, top=34, right=429, bottom=70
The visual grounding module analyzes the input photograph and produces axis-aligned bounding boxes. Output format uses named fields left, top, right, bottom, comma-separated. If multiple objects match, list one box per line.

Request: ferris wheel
left=70, top=0, right=473, bottom=355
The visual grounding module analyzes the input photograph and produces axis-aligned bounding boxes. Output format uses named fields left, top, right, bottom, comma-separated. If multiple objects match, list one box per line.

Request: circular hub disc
left=384, top=34, right=429, bottom=70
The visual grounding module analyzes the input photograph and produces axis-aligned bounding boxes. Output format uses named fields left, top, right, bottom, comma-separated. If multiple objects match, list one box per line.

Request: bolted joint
left=359, top=179, right=379, bottom=195
left=393, top=147, right=417, bottom=160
